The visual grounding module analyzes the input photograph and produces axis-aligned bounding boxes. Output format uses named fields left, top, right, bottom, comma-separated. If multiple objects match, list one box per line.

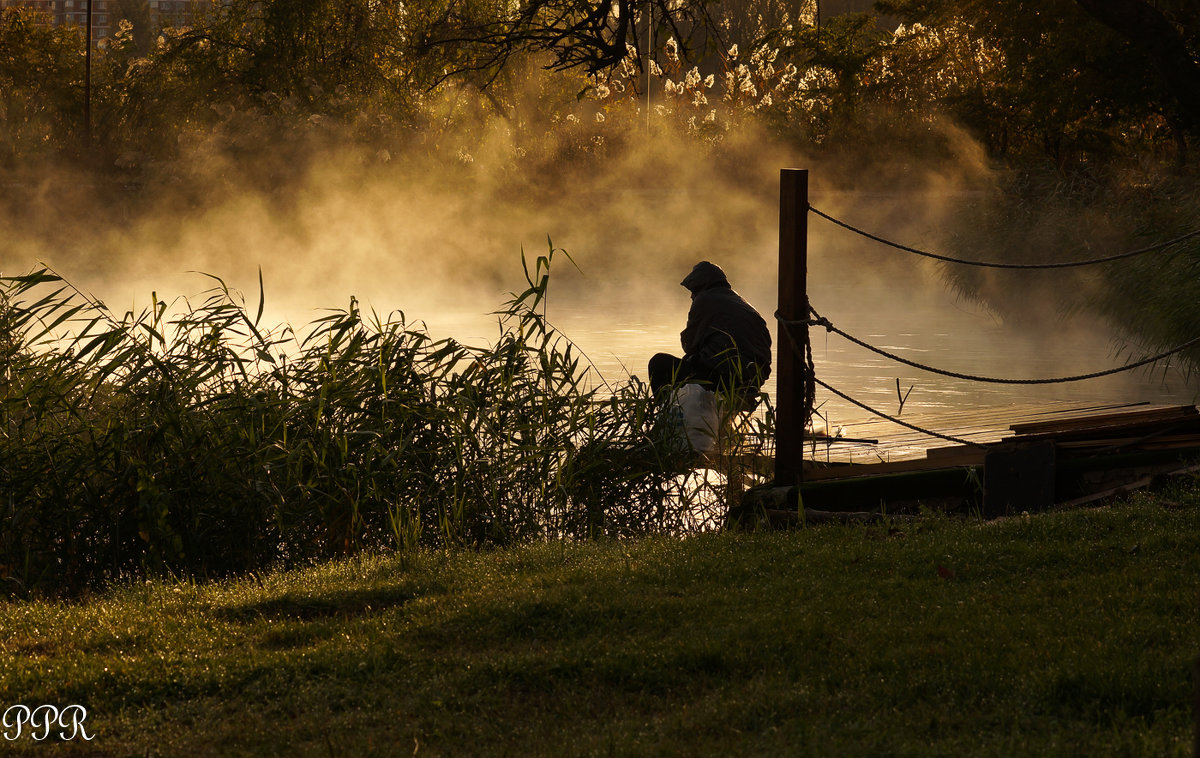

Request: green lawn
left=3, top=492, right=1199, bottom=756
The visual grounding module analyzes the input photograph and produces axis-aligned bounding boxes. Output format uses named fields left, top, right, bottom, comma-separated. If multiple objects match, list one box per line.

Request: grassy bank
left=3, top=492, right=1198, bottom=756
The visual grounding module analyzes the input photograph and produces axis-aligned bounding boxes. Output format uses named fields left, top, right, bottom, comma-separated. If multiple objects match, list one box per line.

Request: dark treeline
left=2, top=0, right=1196, bottom=173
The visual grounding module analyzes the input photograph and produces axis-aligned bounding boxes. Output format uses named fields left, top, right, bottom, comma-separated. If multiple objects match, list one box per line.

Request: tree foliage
left=1073, top=0, right=1200, bottom=135
left=2, top=0, right=1197, bottom=172
left=875, top=0, right=1200, bottom=163
left=0, top=8, right=85, bottom=166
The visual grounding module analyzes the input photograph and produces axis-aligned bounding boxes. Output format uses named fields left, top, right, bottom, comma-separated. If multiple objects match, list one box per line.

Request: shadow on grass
left=214, top=585, right=418, bottom=623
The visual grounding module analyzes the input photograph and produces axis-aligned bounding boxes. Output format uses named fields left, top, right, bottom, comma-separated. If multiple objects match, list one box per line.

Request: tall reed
left=0, top=247, right=772, bottom=596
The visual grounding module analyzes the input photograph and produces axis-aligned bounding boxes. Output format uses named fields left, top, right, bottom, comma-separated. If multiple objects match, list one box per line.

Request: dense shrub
left=0, top=250, right=770, bottom=596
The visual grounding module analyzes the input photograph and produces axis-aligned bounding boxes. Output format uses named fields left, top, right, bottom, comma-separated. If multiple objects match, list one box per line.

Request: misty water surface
left=430, top=261, right=1196, bottom=432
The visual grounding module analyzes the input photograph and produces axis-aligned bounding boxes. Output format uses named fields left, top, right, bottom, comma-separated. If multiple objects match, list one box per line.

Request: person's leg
left=648, top=353, right=686, bottom=394
left=709, top=358, right=766, bottom=411
left=678, top=355, right=719, bottom=387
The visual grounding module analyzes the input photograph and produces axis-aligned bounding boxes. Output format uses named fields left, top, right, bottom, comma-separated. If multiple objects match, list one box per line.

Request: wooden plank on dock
left=925, top=444, right=986, bottom=464
left=1055, top=434, right=1200, bottom=451
left=1009, top=405, right=1198, bottom=436
left=802, top=455, right=977, bottom=482
left=807, top=402, right=1180, bottom=465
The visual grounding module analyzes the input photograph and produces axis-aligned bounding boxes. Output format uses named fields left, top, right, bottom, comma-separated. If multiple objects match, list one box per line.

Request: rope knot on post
left=808, top=314, right=834, bottom=332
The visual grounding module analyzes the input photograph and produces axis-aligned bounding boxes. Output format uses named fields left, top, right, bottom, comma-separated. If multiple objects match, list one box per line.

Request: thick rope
left=809, top=205, right=1200, bottom=270
left=801, top=315, right=817, bottom=444
left=778, top=300, right=818, bottom=455
left=796, top=307, right=1200, bottom=385
left=777, top=317, right=987, bottom=448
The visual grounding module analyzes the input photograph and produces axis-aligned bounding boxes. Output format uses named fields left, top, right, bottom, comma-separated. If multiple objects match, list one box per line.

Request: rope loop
left=795, top=306, right=1200, bottom=385
left=812, top=376, right=988, bottom=449
left=773, top=310, right=831, bottom=331
left=776, top=316, right=986, bottom=447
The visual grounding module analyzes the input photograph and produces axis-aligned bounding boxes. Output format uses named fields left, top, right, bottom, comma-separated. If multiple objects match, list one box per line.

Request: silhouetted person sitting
left=648, top=261, right=772, bottom=409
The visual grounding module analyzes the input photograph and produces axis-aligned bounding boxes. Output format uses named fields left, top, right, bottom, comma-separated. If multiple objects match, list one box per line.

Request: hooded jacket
left=679, top=261, right=772, bottom=387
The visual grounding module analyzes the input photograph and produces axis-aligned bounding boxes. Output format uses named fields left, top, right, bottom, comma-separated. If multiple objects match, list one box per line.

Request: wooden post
left=775, top=169, right=809, bottom=485
left=982, top=441, right=1056, bottom=518
left=1194, top=654, right=1199, bottom=758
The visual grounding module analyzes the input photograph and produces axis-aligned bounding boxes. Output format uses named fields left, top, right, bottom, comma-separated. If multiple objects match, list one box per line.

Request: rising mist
left=4, top=54, right=1189, bottom=411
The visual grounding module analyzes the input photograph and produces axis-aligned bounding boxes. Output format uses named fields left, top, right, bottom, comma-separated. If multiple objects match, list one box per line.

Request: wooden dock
left=804, top=400, right=1162, bottom=466
left=738, top=401, right=1200, bottom=525
left=757, top=169, right=1200, bottom=525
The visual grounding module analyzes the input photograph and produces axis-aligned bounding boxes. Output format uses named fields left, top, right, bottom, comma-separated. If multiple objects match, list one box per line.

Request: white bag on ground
left=672, top=383, right=721, bottom=455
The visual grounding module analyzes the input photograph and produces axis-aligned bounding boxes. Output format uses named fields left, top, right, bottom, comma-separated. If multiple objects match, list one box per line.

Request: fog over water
left=431, top=187, right=1196, bottom=425
left=2, top=95, right=1195, bottom=428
